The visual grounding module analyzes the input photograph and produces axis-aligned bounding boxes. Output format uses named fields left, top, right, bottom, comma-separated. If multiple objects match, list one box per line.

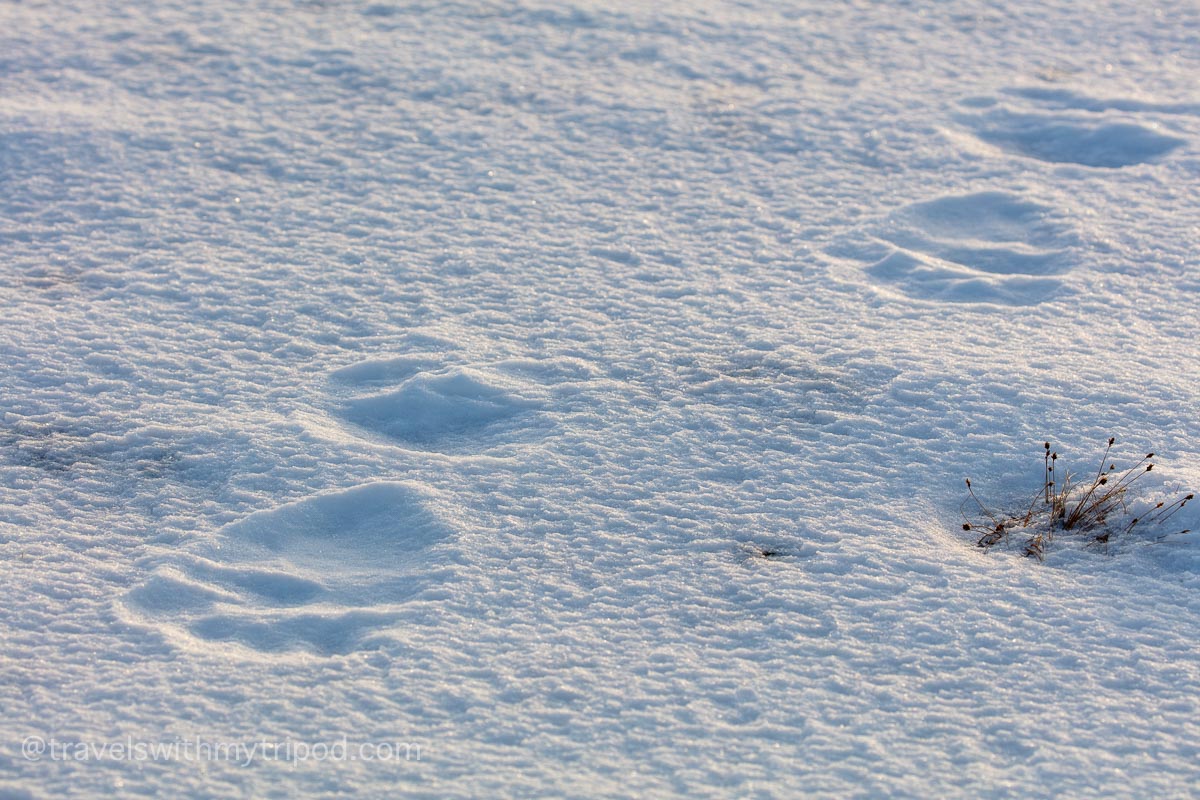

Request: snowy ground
left=3, top=0, right=1200, bottom=797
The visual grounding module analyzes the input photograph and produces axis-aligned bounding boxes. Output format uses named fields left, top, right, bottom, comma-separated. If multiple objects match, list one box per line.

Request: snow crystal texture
left=3, top=0, right=1200, bottom=797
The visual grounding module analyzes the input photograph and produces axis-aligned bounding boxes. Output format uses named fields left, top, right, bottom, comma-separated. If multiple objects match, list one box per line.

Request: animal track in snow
left=974, top=113, right=1184, bottom=168
left=854, top=191, right=1079, bottom=306
left=1002, top=86, right=1200, bottom=118
left=959, top=92, right=1187, bottom=168
left=331, top=359, right=541, bottom=451
left=123, top=482, right=457, bottom=655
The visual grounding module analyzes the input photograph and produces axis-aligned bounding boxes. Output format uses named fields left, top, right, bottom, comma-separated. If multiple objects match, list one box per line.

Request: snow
left=339, top=367, right=541, bottom=448
left=2, top=0, right=1200, bottom=797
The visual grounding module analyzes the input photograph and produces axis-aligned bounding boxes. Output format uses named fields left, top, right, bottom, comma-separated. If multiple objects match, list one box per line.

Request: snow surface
left=3, top=0, right=1200, bottom=797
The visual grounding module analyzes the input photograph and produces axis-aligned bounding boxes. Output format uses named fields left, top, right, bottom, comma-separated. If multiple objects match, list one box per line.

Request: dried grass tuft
left=962, top=438, right=1192, bottom=560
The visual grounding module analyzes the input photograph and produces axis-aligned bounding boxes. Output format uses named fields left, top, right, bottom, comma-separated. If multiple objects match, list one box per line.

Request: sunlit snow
left=3, top=1, right=1200, bottom=797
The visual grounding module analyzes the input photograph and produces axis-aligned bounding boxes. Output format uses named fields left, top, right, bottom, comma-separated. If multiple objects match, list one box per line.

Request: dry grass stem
left=962, top=438, right=1193, bottom=560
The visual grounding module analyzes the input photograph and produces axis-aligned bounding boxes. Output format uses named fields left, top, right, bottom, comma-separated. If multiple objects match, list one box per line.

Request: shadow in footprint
left=867, top=250, right=1061, bottom=306
left=968, top=110, right=1185, bottom=168
left=188, top=610, right=400, bottom=655
left=1003, top=87, right=1200, bottom=117
left=887, top=192, right=1071, bottom=250
left=338, top=366, right=540, bottom=451
left=838, top=191, right=1080, bottom=306
left=124, top=482, right=458, bottom=656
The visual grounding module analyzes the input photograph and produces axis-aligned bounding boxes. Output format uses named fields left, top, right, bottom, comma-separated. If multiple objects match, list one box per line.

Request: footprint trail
left=835, top=191, right=1080, bottom=306
left=333, top=361, right=541, bottom=452
left=124, top=482, right=458, bottom=656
